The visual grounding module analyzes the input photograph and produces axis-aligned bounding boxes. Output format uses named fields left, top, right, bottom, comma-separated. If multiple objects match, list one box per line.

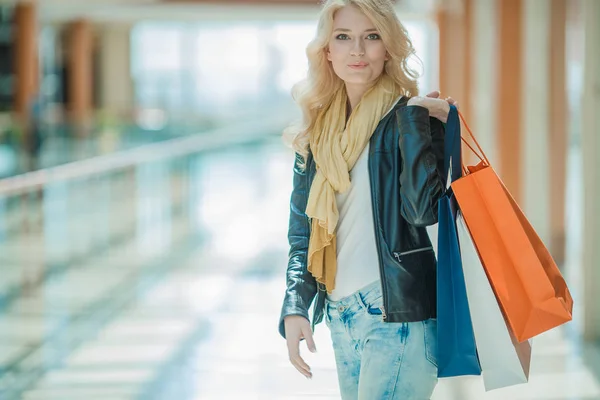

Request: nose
left=350, top=39, right=365, bottom=57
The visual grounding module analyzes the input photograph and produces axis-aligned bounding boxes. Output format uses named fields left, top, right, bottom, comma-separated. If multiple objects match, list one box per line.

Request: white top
left=328, top=142, right=381, bottom=301
left=325, top=97, right=402, bottom=301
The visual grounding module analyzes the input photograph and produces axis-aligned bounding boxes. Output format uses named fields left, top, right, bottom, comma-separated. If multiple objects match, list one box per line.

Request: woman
left=278, top=1, right=455, bottom=398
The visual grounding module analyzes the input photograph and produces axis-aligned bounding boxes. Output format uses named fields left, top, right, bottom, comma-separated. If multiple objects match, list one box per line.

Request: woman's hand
left=426, top=90, right=459, bottom=108
left=284, top=315, right=317, bottom=379
left=408, top=91, right=459, bottom=123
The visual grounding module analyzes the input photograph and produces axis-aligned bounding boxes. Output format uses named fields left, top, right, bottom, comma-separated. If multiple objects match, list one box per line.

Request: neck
left=344, top=82, right=372, bottom=112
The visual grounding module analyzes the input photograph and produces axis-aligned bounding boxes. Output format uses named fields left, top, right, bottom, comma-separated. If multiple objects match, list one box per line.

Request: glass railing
left=0, top=113, right=293, bottom=398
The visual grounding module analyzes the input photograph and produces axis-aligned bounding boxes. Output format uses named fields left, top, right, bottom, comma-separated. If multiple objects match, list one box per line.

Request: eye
left=367, top=33, right=381, bottom=40
left=335, top=33, right=350, bottom=40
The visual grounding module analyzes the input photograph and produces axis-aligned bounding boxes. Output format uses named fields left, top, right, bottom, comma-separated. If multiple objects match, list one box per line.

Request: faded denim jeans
left=324, top=281, right=438, bottom=400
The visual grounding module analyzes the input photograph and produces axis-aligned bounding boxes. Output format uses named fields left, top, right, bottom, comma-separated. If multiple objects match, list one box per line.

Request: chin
left=341, top=76, right=378, bottom=86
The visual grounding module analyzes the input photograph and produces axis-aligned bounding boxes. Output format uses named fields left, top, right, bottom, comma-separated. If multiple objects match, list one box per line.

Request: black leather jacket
left=278, top=98, right=445, bottom=339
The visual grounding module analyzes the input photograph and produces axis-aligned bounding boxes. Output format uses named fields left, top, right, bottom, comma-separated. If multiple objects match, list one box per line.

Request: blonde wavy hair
left=283, top=0, right=420, bottom=163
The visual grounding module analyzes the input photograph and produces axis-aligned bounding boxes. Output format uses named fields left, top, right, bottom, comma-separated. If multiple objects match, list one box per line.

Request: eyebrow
left=333, top=28, right=379, bottom=33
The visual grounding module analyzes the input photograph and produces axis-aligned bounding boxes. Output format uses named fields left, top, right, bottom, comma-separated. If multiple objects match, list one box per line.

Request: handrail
left=0, top=114, right=293, bottom=196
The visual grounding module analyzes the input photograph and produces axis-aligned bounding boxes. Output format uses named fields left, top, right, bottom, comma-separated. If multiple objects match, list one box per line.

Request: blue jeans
left=324, top=281, right=438, bottom=400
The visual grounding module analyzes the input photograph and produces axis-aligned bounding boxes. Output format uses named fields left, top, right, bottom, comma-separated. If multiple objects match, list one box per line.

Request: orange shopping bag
left=451, top=113, right=573, bottom=343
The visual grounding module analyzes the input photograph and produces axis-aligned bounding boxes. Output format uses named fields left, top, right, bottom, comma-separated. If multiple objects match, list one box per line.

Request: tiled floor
left=1, top=139, right=598, bottom=399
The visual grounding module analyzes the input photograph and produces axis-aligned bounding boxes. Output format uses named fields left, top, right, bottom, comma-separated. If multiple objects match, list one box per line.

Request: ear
left=326, top=48, right=332, bottom=61
left=385, top=52, right=390, bottom=61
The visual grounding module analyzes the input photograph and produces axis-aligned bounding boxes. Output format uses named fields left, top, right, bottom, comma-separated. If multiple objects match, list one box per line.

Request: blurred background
left=0, top=0, right=598, bottom=399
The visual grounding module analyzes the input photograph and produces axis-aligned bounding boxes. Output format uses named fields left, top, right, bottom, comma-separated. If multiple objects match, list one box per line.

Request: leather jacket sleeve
left=397, top=105, right=446, bottom=227
left=278, top=152, right=318, bottom=339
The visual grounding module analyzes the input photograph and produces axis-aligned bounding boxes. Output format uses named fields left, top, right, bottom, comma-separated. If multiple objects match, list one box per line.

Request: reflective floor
left=0, top=138, right=598, bottom=400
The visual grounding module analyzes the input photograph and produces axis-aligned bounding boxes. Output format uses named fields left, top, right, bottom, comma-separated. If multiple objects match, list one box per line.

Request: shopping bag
left=436, top=105, right=481, bottom=377
left=451, top=113, right=573, bottom=343
left=457, top=211, right=531, bottom=390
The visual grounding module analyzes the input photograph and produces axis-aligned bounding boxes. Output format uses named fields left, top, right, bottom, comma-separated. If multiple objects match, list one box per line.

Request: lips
left=349, top=62, right=368, bottom=67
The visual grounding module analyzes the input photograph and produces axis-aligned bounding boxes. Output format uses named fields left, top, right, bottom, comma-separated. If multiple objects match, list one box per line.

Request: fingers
left=425, top=92, right=459, bottom=107
left=291, top=353, right=313, bottom=379
left=284, top=316, right=317, bottom=379
left=287, top=338, right=313, bottom=378
left=302, top=325, right=318, bottom=354
left=286, top=328, right=314, bottom=379
left=445, top=96, right=460, bottom=109
left=425, top=91, right=460, bottom=109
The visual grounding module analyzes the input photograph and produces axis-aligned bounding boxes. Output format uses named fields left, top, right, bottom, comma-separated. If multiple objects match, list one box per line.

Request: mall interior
left=0, top=0, right=599, bottom=399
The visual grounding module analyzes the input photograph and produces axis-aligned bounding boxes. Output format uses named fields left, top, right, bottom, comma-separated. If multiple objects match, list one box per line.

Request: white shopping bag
left=456, top=211, right=532, bottom=391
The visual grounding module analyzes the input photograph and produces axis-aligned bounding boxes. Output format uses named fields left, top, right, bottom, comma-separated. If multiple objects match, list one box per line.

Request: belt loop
left=318, top=282, right=327, bottom=294
left=355, top=289, right=369, bottom=311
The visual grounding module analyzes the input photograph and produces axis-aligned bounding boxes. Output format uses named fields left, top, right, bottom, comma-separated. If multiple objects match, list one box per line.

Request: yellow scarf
left=306, top=74, right=402, bottom=293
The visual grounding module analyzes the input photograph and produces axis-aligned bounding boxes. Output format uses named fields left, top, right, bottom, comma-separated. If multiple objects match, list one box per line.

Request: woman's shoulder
left=381, top=95, right=408, bottom=120
left=390, top=96, right=411, bottom=115
left=382, top=96, right=409, bottom=125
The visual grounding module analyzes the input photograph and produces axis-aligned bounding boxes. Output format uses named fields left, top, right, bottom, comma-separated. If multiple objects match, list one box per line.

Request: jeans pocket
left=362, top=293, right=384, bottom=316
left=423, top=318, right=438, bottom=368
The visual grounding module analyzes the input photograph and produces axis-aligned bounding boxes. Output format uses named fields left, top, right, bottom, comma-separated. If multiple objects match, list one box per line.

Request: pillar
left=66, top=19, right=93, bottom=134
left=497, top=0, right=523, bottom=203
left=548, top=0, right=568, bottom=264
left=522, top=0, right=551, bottom=246
left=470, top=0, right=497, bottom=166
left=98, top=23, right=133, bottom=119
left=437, top=0, right=471, bottom=119
left=13, top=1, right=38, bottom=122
left=581, top=0, right=600, bottom=342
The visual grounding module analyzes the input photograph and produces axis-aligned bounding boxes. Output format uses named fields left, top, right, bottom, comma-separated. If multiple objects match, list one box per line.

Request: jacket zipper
left=392, top=247, right=433, bottom=263
left=367, top=148, right=388, bottom=320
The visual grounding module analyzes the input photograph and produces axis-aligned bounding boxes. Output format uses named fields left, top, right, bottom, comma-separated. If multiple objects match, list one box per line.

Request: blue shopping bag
left=436, top=105, right=481, bottom=377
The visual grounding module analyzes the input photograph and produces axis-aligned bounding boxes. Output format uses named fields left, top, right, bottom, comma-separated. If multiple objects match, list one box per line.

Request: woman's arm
left=396, top=105, right=446, bottom=227
left=278, top=153, right=318, bottom=339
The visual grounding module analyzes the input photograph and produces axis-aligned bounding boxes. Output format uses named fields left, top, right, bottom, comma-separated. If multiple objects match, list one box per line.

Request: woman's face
left=326, top=5, right=388, bottom=87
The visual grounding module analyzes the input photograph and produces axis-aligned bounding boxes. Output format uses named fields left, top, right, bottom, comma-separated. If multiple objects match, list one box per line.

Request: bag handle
left=444, top=105, right=462, bottom=186
left=443, top=106, right=490, bottom=180
left=457, top=110, right=490, bottom=169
